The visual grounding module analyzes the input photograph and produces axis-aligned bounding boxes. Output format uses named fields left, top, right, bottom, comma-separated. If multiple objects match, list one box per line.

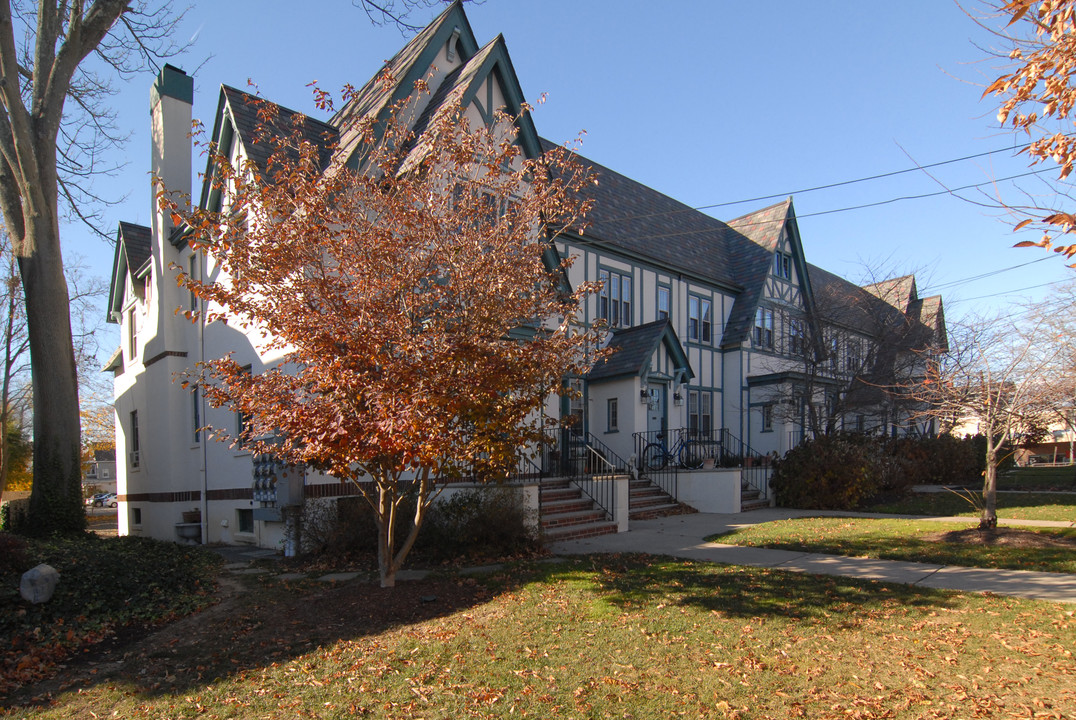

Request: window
left=192, top=386, right=201, bottom=444
left=127, top=307, right=138, bottom=359
left=188, top=254, right=199, bottom=313
left=789, top=318, right=806, bottom=356
left=129, top=410, right=140, bottom=469
left=598, top=269, right=632, bottom=327
left=236, top=365, right=253, bottom=445
left=688, top=296, right=712, bottom=343
left=845, top=341, right=862, bottom=373
left=657, top=286, right=670, bottom=321
left=688, top=390, right=713, bottom=436
left=607, top=397, right=618, bottom=432
left=102, top=468, right=110, bottom=479
left=773, top=251, right=792, bottom=280
left=762, top=404, right=774, bottom=432
left=131, top=508, right=142, bottom=526
left=829, top=337, right=840, bottom=371
left=753, top=307, right=774, bottom=348
left=237, top=508, right=254, bottom=534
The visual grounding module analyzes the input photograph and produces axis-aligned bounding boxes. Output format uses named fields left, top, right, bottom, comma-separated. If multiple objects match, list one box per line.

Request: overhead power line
left=597, top=142, right=1035, bottom=227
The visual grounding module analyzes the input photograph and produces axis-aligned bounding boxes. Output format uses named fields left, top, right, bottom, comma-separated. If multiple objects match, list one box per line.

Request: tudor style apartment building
left=107, top=2, right=946, bottom=548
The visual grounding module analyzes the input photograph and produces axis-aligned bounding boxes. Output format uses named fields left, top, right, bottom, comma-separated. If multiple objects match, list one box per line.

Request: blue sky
left=73, top=0, right=1073, bottom=352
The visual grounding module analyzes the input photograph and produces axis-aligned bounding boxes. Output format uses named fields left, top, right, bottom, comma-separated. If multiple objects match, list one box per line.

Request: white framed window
left=762, top=404, right=774, bottom=432
left=129, top=410, right=140, bottom=469
left=192, top=385, right=201, bottom=444
left=657, top=286, right=670, bottom=321
left=607, top=397, right=618, bottom=432
left=774, top=251, right=792, bottom=280
left=688, top=296, right=712, bottom=343
left=127, top=307, right=138, bottom=359
left=789, top=318, right=806, bottom=356
left=188, top=254, right=199, bottom=313
left=688, top=390, right=713, bottom=436
left=845, top=341, right=862, bottom=373
left=753, top=307, right=774, bottom=348
left=829, top=336, right=840, bottom=371
left=237, top=508, right=254, bottom=534
left=598, top=269, right=632, bottom=327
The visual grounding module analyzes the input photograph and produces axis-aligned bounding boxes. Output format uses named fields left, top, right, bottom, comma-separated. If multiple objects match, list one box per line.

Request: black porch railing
left=632, top=427, right=773, bottom=502
left=543, top=428, right=629, bottom=521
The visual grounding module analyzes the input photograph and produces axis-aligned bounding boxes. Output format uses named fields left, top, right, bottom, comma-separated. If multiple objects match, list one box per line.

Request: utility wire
left=596, top=142, right=1035, bottom=226
left=924, top=256, right=1054, bottom=292
left=956, top=278, right=1069, bottom=302
left=615, top=167, right=1057, bottom=243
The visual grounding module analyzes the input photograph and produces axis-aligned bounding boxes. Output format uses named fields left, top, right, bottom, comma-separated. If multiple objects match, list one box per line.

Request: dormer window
left=773, top=251, right=792, bottom=280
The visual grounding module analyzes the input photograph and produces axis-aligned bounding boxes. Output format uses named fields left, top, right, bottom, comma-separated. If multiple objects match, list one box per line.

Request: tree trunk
left=19, top=218, right=84, bottom=534
left=980, top=446, right=998, bottom=530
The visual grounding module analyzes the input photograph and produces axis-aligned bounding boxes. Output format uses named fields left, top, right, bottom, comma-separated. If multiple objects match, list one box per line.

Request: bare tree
left=759, top=265, right=945, bottom=440
left=0, top=1, right=190, bottom=531
left=907, top=310, right=1060, bottom=528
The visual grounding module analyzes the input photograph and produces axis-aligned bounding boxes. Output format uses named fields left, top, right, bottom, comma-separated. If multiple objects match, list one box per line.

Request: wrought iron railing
left=543, top=428, right=629, bottom=521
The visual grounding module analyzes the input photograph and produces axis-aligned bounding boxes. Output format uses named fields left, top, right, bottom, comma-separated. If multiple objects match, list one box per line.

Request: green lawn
left=4, top=556, right=1075, bottom=719
left=866, top=491, right=1076, bottom=522
left=1000, top=466, right=1076, bottom=490
left=709, top=517, right=1076, bottom=573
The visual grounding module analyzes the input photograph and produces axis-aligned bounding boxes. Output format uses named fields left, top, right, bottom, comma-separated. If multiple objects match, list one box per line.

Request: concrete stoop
left=539, top=478, right=617, bottom=542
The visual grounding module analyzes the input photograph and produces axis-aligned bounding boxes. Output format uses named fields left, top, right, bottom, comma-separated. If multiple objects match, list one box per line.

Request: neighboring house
left=106, top=2, right=947, bottom=548
left=82, top=449, right=117, bottom=493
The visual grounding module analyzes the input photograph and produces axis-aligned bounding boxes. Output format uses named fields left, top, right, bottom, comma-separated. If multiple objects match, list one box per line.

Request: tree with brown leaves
left=174, top=87, right=601, bottom=587
left=981, top=0, right=1076, bottom=262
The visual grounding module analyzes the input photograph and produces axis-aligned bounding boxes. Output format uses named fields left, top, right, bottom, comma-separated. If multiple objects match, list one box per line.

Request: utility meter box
left=251, top=453, right=304, bottom=518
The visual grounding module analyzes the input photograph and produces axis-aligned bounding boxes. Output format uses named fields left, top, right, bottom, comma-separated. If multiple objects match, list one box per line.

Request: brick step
left=541, top=498, right=596, bottom=514
left=630, top=502, right=698, bottom=521
left=541, top=488, right=586, bottom=503
left=629, top=488, right=667, bottom=501
left=740, top=498, right=771, bottom=512
left=630, top=494, right=675, bottom=510
left=541, top=509, right=607, bottom=529
left=543, top=521, right=618, bottom=542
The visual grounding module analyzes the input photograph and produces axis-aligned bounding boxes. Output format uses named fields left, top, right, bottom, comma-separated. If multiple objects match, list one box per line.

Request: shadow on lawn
left=575, top=553, right=955, bottom=619
left=4, top=566, right=531, bottom=707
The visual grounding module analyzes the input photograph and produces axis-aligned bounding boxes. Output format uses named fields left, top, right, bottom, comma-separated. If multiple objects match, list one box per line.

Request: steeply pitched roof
left=720, top=200, right=794, bottom=348
left=221, top=85, right=339, bottom=180
left=863, top=275, right=917, bottom=313
left=549, top=140, right=750, bottom=291
left=329, top=1, right=479, bottom=169
left=588, top=319, right=693, bottom=382
left=107, top=222, right=152, bottom=323
left=807, top=263, right=904, bottom=336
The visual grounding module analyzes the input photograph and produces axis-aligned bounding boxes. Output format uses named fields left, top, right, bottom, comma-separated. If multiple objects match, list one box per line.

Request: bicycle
left=642, top=430, right=705, bottom=470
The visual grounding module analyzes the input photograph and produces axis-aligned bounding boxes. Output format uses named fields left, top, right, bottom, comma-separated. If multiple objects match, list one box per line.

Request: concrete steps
left=539, top=479, right=617, bottom=542
left=629, top=478, right=696, bottom=520
left=740, top=484, right=771, bottom=512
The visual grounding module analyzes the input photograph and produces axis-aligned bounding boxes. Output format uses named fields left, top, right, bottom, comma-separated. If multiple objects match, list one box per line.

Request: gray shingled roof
left=544, top=138, right=754, bottom=293
left=720, top=200, right=793, bottom=348
left=588, top=319, right=693, bottom=382
left=118, top=222, right=152, bottom=274
left=221, top=85, right=339, bottom=180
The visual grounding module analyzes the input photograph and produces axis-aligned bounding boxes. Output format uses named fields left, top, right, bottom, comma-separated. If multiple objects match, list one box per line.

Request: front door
left=646, top=384, right=667, bottom=435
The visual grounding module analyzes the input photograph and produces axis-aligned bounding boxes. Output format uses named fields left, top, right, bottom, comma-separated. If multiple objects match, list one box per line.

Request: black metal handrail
left=544, top=428, right=629, bottom=521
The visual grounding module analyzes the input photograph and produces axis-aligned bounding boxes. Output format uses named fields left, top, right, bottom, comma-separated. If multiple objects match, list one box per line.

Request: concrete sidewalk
left=548, top=509, right=1076, bottom=604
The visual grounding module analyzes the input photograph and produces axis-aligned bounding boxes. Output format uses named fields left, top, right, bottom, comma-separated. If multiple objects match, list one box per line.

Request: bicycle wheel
left=643, top=443, right=668, bottom=471
left=680, top=441, right=705, bottom=469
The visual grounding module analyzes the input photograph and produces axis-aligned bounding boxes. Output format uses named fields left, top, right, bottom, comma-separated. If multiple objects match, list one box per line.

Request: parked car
left=86, top=492, right=117, bottom=508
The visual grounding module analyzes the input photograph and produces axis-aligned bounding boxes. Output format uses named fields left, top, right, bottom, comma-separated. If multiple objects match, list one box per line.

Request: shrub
left=420, top=486, right=538, bottom=561
left=770, top=434, right=880, bottom=510
left=301, top=485, right=538, bottom=564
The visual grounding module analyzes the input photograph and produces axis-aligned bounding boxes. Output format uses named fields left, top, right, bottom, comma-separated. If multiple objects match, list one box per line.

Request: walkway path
left=548, top=509, right=1076, bottom=604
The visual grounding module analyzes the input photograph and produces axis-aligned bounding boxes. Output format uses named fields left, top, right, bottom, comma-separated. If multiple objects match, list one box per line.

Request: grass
left=709, top=517, right=1076, bottom=573
left=866, top=490, right=1076, bottom=522
left=4, top=556, right=1074, bottom=719
left=0, top=532, right=220, bottom=694
left=1000, top=466, right=1076, bottom=490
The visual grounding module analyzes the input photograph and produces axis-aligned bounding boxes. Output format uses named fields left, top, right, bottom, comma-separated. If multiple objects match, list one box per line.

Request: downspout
left=200, top=256, right=209, bottom=544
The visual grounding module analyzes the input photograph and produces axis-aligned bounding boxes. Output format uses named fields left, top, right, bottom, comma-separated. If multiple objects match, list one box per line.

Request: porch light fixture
left=673, top=391, right=683, bottom=406
left=640, top=384, right=648, bottom=403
